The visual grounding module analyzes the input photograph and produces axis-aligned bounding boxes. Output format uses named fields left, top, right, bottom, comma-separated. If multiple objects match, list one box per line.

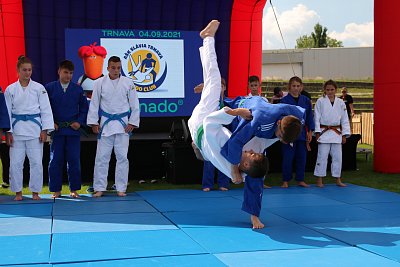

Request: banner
left=65, top=29, right=203, bottom=117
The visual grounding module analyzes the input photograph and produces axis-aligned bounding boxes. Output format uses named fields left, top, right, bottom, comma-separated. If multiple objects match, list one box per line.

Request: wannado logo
left=123, top=43, right=167, bottom=92
left=139, top=99, right=184, bottom=113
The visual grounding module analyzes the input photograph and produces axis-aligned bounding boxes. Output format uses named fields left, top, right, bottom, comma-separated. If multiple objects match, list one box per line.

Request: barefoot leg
left=200, top=20, right=220, bottom=39
left=32, top=192, right=41, bottom=200
left=51, top=191, right=62, bottom=198
left=219, top=187, right=229, bottom=191
left=69, top=191, right=81, bottom=198
left=202, top=188, right=211, bottom=192
left=316, top=177, right=324, bottom=188
left=14, top=192, right=23, bottom=201
left=117, top=191, right=127, bottom=197
left=251, top=215, right=265, bottom=229
left=281, top=181, right=289, bottom=188
left=297, top=181, right=310, bottom=188
left=336, top=178, right=347, bottom=187
left=93, top=191, right=103, bottom=197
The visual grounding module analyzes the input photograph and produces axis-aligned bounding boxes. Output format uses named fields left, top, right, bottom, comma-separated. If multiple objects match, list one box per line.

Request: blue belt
left=98, top=109, right=131, bottom=139
left=11, top=113, right=41, bottom=129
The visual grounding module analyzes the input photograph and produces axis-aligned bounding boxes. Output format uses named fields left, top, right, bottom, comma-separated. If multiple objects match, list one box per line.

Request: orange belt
left=320, top=124, right=342, bottom=136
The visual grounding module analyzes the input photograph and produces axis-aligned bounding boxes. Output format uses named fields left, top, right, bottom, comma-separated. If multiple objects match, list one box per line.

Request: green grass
left=1, top=145, right=399, bottom=196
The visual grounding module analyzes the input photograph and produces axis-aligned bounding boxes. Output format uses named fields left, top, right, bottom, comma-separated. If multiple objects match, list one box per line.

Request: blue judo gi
left=0, top=90, right=10, bottom=131
left=280, top=94, right=314, bottom=182
left=45, top=81, right=89, bottom=192
left=222, top=96, right=305, bottom=216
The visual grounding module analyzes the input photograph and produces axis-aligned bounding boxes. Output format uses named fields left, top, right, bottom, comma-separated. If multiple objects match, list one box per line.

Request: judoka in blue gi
left=280, top=76, right=314, bottom=188
left=221, top=96, right=305, bottom=228
left=45, top=60, right=89, bottom=198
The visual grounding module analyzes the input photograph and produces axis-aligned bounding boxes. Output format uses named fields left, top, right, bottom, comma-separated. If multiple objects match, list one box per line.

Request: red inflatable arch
left=0, top=0, right=396, bottom=172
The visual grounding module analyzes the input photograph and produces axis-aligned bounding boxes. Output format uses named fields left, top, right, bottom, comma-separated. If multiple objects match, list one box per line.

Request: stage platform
left=0, top=184, right=399, bottom=266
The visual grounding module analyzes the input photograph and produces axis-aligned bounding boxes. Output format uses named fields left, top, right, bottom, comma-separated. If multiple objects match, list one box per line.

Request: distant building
left=262, top=47, right=373, bottom=80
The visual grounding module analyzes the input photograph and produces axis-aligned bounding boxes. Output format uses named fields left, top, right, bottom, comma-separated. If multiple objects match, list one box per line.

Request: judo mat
left=0, top=184, right=400, bottom=266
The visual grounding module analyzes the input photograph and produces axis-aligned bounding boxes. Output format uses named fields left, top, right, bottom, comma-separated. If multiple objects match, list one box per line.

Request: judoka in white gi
left=188, top=20, right=270, bottom=229
left=4, top=56, right=54, bottom=201
left=87, top=56, right=140, bottom=197
left=314, top=79, right=351, bottom=187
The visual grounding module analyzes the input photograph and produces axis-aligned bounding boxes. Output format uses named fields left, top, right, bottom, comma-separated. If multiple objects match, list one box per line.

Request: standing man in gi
left=87, top=56, right=140, bottom=197
left=46, top=60, right=89, bottom=198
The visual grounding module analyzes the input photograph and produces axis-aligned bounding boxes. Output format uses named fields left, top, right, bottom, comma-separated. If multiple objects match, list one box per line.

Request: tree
left=295, top=23, right=343, bottom=48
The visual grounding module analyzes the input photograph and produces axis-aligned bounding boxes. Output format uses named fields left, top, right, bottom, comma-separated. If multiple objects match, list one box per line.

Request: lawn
left=0, top=145, right=399, bottom=196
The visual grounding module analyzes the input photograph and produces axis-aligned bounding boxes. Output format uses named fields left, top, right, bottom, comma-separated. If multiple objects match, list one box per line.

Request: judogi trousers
left=49, top=135, right=81, bottom=192
left=314, top=143, right=342, bottom=178
left=10, top=138, right=43, bottom=192
left=202, top=160, right=230, bottom=189
left=282, top=140, right=307, bottom=182
left=93, top=133, right=129, bottom=192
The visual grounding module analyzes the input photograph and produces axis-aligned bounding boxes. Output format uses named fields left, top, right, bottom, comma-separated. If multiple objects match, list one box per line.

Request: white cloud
left=329, top=22, right=374, bottom=47
left=262, top=4, right=319, bottom=49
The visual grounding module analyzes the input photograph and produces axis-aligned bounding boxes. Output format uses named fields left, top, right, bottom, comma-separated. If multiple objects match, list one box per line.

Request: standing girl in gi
left=4, top=56, right=54, bottom=200
left=280, top=76, right=314, bottom=188
left=314, top=79, right=350, bottom=187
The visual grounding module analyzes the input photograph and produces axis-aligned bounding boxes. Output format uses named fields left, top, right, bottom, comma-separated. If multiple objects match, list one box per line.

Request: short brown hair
left=245, top=154, right=269, bottom=178
left=248, top=75, right=260, bottom=83
left=59, top=60, right=74, bottom=71
left=280, top=115, right=302, bottom=143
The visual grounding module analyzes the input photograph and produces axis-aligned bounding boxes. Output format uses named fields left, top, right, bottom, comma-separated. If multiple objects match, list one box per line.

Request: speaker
left=162, top=142, right=203, bottom=184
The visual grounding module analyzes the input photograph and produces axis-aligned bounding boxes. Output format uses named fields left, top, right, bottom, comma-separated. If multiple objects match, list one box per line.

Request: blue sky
left=262, top=0, right=374, bottom=49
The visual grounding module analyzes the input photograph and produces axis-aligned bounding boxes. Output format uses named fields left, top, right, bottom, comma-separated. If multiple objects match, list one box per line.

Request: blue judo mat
left=0, top=184, right=399, bottom=266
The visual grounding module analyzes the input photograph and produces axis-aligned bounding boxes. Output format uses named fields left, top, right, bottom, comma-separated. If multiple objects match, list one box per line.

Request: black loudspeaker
left=169, top=118, right=190, bottom=143
left=162, top=142, right=203, bottom=184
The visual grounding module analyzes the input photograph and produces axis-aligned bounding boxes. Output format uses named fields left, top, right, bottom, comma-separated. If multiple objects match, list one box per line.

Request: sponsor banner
left=65, top=29, right=202, bottom=117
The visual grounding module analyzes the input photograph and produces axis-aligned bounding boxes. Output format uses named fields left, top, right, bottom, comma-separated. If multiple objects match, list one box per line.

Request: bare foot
left=69, top=191, right=80, bottom=198
left=263, top=184, right=272, bottom=189
left=336, top=178, right=347, bottom=187
left=251, top=215, right=265, bottom=229
left=93, top=191, right=103, bottom=197
left=14, top=192, right=23, bottom=201
left=117, top=191, right=127, bottom=197
left=51, top=191, right=62, bottom=198
left=281, top=181, right=289, bottom=188
left=219, top=187, right=229, bottom=191
left=202, top=188, right=211, bottom=192
left=297, top=181, right=310, bottom=188
left=316, top=177, right=324, bottom=188
left=32, top=192, right=41, bottom=200
left=200, top=20, right=220, bottom=39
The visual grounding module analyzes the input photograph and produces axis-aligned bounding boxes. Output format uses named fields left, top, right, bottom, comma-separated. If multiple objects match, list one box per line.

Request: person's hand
left=70, top=122, right=81, bottom=130
left=315, top=133, right=321, bottom=142
left=39, top=130, right=47, bottom=143
left=228, top=108, right=253, bottom=120
left=91, top=125, right=99, bottom=134
left=351, top=112, right=355, bottom=117
left=232, top=172, right=243, bottom=184
left=54, top=123, right=59, bottom=131
left=6, top=132, right=13, bottom=146
left=125, top=124, right=136, bottom=133
left=306, top=131, right=312, bottom=143
left=194, top=83, right=204, bottom=93
left=342, top=136, right=347, bottom=144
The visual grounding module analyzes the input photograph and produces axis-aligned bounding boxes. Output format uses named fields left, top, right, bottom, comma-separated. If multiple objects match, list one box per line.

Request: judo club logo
left=125, top=45, right=167, bottom=93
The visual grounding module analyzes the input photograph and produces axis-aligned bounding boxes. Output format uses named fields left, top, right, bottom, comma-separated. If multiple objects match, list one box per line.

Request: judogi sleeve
left=4, top=86, right=13, bottom=133
left=0, top=92, right=10, bottom=131
left=305, top=98, right=315, bottom=131
left=77, top=86, right=89, bottom=126
left=128, top=83, right=140, bottom=128
left=87, top=79, right=102, bottom=126
left=340, top=100, right=351, bottom=137
left=314, top=98, right=322, bottom=133
left=221, top=119, right=254, bottom=165
left=38, top=86, right=54, bottom=131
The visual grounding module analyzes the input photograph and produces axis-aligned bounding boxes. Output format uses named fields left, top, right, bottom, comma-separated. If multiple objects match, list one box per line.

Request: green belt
left=195, top=124, right=204, bottom=150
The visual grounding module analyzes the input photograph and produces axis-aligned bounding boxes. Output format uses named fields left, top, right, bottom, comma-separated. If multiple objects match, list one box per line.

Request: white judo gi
left=188, top=36, right=273, bottom=179
left=4, top=79, right=54, bottom=193
left=87, top=75, right=140, bottom=192
left=314, top=96, right=351, bottom=178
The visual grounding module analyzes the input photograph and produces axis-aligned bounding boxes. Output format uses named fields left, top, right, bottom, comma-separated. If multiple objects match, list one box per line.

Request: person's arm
left=340, top=101, right=351, bottom=138
left=127, top=82, right=140, bottom=130
left=348, top=95, right=355, bottom=117
left=76, top=85, right=89, bottom=128
left=87, top=79, right=102, bottom=133
left=38, top=85, right=55, bottom=139
left=314, top=99, right=322, bottom=140
left=305, top=98, right=315, bottom=142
